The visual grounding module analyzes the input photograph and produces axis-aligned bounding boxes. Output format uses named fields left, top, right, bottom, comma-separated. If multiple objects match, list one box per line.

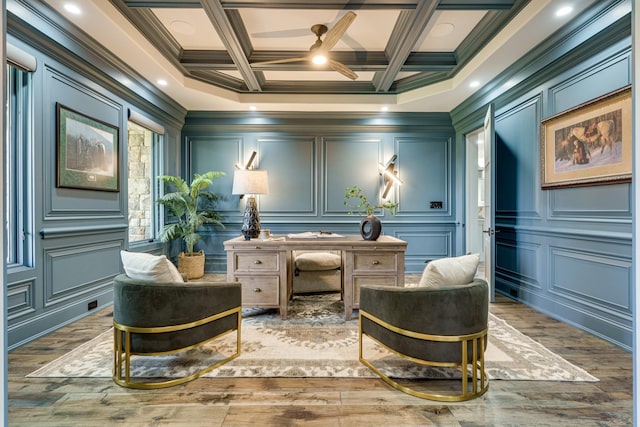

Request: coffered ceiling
left=110, top=0, right=522, bottom=95
left=39, top=0, right=598, bottom=111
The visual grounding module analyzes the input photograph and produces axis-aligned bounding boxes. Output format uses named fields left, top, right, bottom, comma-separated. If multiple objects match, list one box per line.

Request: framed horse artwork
left=540, top=86, right=631, bottom=189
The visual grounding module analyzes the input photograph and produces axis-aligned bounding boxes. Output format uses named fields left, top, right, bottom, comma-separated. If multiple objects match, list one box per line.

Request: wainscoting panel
left=397, top=230, right=452, bottom=273
left=43, top=241, right=122, bottom=306
left=549, top=247, right=631, bottom=312
left=396, top=137, right=451, bottom=216
left=187, top=135, right=244, bottom=213
left=7, top=280, right=36, bottom=320
left=258, top=136, right=316, bottom=215
left=494, top=95, right=541, bottom=218
left=495, top=238, right=541, bottom=290
left=549, top=49, right=631, bottom=114
left=323, top=136, right=383, bottom=215
left=548, top=184, right=632, bottom=219
left=45, top=67, right=125, bottom=219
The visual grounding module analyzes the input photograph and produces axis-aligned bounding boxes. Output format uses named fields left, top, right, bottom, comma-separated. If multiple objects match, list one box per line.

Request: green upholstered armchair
left=359, top=278, right=489, bottom=401
left=112, top=274, right=241, bottom=389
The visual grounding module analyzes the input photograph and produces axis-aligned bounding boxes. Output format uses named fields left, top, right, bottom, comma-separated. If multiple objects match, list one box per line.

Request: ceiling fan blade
left=251, top=56, right=308, bottom=66
left=328, top=59, right=358, bottom=80
left=320, top=11, right=356, bottom=53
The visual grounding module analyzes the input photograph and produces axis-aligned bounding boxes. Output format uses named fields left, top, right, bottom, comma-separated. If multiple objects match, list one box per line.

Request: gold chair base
left=359, top=310, right=488, bottom=402
left=113, top=307, right=241, bottom=389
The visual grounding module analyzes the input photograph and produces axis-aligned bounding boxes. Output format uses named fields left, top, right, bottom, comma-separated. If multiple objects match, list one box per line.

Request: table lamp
left=232, top=169, right=269, bottom=240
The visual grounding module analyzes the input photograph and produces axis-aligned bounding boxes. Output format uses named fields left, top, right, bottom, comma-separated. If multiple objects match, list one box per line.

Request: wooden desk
left=224, top=235, right=407, bottom=320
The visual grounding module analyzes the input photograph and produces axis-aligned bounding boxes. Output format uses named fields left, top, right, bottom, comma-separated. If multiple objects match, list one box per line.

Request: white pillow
left=120, top=251, right=184, bottom=283
left=418, top=253, right=480, bottom=287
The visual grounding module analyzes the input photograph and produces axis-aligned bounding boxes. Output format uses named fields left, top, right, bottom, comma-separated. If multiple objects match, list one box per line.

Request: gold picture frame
left=540, top=86, right=631, bottom=189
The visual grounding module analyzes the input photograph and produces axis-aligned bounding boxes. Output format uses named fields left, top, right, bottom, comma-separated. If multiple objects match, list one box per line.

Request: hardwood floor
left=8, top=293, right=632, bottom=426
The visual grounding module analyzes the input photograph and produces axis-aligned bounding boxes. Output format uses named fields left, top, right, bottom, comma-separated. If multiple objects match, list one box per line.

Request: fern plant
left=156, top=171, right=225, bottom=255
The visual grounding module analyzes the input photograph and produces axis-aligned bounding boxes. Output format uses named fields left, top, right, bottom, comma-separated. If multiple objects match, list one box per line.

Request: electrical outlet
left=88, top=300, right=98, bottom=310
left=430, top=201, right=443, bottom=209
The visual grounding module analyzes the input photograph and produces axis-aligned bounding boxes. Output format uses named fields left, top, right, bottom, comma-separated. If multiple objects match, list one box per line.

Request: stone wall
left=127, top=123, right=153, bottom=242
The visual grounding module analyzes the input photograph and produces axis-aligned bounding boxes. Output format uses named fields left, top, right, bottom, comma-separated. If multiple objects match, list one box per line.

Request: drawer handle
left=253, top=288, right=262, bottom=293
left=254, top=260, right=262, bottom=264
left=372, top=260, right=380, bottom=265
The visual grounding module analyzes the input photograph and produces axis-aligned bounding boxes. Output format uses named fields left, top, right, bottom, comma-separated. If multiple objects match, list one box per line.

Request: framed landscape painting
left=56, top=103, right=119, bottom=191
left=540, top=86, right=632, bottom=189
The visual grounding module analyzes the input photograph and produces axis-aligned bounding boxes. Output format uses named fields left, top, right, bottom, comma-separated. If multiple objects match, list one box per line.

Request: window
left=127, top=121, right=161, bottom=243
left=5, top=64, right=33, bottom=266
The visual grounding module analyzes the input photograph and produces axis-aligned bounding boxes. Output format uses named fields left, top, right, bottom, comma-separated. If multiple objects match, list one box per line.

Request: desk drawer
left=238, top=276, right=279, bottom=306
left=352, top=252, right=397, bottom=273
left=234, top=252, right=279, bottom=272
left=352, top=275, right=398, bottom=305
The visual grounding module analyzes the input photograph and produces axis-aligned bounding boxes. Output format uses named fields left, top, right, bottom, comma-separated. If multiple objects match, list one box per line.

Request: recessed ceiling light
left=469, top=81, right=480, bottom=88
left=431, top=23, right=455, bottom=38
left=380, top=106, right=389, bottom=112
left=556, top=6, right=573, bottom=17
left=63, top=3, right=81, bottom=15
left=170, top=20, right=195, bottom=35
left=249, top=105, right=257, bottom=111
left=157, top=79, right=168, bottom=86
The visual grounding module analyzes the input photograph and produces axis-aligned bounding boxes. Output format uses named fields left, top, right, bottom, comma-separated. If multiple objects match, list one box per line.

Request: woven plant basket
left=178, top=250, right=205, bottom=279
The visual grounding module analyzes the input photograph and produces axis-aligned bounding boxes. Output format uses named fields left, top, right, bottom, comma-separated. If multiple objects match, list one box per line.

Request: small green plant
left=156, top=171, right=225, bottom=255
left=344, top=185, right=398, bottom=216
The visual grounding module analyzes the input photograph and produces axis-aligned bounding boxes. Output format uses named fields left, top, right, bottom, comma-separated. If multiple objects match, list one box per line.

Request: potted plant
left=344, top=185, right=398, bottom=241
left=157, top=171, right=225, bottom=279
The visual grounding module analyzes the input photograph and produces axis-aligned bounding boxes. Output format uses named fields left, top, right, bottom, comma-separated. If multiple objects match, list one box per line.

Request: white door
left=483, top=104, right=496, bottom=302
left=465, top=129, right=484, bottom=261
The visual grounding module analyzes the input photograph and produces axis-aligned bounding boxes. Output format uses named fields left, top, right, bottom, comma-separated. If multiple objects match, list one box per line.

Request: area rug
left=27, top=294, right=598, bottom=382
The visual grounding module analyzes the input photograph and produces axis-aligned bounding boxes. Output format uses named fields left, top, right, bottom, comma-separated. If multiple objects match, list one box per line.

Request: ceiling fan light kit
left=312, top=55, right=327, bottom=65
left=251, top=12, right=358, bottom=80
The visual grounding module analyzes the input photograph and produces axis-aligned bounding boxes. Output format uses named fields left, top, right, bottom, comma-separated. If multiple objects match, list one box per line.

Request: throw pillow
left=418, top=253, right=480, bottom=287
left=120, top=250, right=184, bottom=283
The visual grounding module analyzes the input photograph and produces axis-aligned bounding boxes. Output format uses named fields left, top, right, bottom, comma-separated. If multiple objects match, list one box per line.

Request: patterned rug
left=28, top=294, right=598, bottom=381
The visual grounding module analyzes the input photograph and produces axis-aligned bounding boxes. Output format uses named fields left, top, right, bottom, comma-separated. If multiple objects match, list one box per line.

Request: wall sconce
left=234, top=151, right=258, bottom=199
left=379, top=154, right=403, bottom=199
left=232, top=169, right=269, bottom=240
left=235, top=150, right=257, bottom=171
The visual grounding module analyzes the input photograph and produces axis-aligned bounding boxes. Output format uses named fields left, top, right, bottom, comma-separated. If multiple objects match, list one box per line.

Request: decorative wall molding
left=495, top=239, right=541, bottom=290
left=259, top=136, right=317, bottom=215
left=40, top=224, right=128, bottom=239
left=548, top=49, right=632, bottom=115
left=7, top=0, right=186, bottom=128
left=43, top=241, right=122, bottom=307
left=548, top=246, right=632, bottom=313
left=7, top=280, right=35, bottom=320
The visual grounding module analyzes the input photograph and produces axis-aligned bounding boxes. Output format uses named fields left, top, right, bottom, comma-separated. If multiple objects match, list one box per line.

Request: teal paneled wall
left=495, top=97, right=540, bottom=216
left=6, top=2, right=186, bottom=348
left=397, top=137, right=451, bottom=215
left=182, top=114, right=457, bottom=273
left=324, top=136, right=382, bottom=214
left=260, top=137, right=316, bottom=214
left=451, top=1, right=632, bottom=349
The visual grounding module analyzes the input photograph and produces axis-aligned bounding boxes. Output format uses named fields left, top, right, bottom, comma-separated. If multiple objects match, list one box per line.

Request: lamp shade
left=232, top=169, right=269, bottom=195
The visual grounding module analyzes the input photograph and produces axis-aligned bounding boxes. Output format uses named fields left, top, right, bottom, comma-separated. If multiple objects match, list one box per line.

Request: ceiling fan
left=251, top=11, right=358, bottom=80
